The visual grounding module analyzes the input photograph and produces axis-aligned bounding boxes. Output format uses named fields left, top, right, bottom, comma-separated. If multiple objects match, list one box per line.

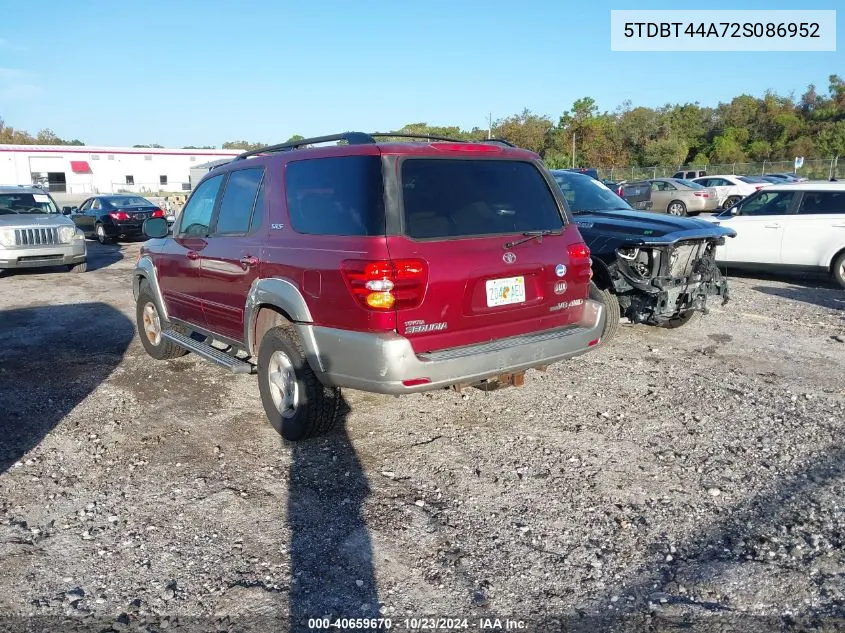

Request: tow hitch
left=452, top=370, right=527, bottom=392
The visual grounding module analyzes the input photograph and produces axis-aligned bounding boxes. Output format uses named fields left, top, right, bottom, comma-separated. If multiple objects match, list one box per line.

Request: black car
left=550, top=170, right=736, bottom=341
left=64, top=195, right=165, bottom=244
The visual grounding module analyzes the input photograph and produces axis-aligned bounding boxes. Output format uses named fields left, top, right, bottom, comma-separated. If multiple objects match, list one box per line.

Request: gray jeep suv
left=0, top=186, right=87, bottom=273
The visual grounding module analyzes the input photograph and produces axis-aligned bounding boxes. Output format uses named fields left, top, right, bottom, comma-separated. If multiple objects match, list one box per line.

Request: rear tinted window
left=285, top=156, right=384, bottom=236
left=798, top=191, right=845, bottom=215
left=553, top=172, right=632, bottom=213
left=401, top=159, right=563, bottom=239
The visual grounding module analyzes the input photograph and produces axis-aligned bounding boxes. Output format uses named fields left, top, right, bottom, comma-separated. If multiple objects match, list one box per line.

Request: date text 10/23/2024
left=610, top=9, right=836, bottom=52
left=307, top=617, right=529, bottom=630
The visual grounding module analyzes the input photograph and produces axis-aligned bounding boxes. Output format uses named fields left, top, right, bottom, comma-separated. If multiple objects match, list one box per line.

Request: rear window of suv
left=286, top=156, right=385, bottom=236
left=401, top=159, right=563, bottom=239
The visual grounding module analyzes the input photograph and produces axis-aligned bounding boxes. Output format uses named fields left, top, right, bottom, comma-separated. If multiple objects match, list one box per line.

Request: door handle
left=240, top=255, right=259, bottom=268
left=186, top=251, right=199, bottom=260
left=763, top=224, right=781, bottom=229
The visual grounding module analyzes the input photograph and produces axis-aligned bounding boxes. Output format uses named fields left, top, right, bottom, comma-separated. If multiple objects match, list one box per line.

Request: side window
left=285, top=156, right=385, bottom=236
left=696, top=179, right=709, bottom=187
left=664, top=181, right=677, bottom=191
left=740, top=191, right=796, bottom=216
left=213, top=168, right=264, bottom=235
left=79, top=199, right=92, bottom=212
left=91, top=199, right=101, bottom=211
left=177, top=174, right=224, bottom=237
left=250, top=179, right=265, bottom=231
left=798, top=192, right=845, bottom=215
left=554, top=177, right=576, bottom=206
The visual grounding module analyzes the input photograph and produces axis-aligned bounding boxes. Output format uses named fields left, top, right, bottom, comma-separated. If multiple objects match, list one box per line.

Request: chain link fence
left=597, top=158, right=839, bottom=182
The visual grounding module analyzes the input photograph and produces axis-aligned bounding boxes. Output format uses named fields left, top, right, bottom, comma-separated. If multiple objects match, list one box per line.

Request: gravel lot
left=1, top=240, right=844, bottom=632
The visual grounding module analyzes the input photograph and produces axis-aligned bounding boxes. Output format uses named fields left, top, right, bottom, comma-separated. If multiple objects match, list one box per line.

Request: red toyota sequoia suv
left=133, top=133, right=606, bottom=440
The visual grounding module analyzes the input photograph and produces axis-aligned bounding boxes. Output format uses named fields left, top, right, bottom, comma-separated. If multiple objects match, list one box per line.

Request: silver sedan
left=647, top=178, right=720, bottom=216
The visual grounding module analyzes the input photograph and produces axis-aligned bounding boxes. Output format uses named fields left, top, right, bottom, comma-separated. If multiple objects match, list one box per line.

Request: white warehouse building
left=0, top=144, right=243, bottom=194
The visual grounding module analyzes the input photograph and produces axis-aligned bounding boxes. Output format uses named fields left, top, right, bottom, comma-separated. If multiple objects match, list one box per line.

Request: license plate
left=486, top=276, right=526, bottom=307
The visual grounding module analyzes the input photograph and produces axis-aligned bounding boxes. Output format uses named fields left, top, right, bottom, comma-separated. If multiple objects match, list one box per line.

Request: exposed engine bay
left=610, top=238, right=730, bottom=325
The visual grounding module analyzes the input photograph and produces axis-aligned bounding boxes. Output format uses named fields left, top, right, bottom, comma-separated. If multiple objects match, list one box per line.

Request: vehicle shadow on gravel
left=545, top=446, right=845, bottom=632
left=287, top=396, right=379, bottom=631
left=84, top=241, right=124, bottom=272
left=753, top=285, right=845, bottom=312
left=0, top=302, right=134, bottom=474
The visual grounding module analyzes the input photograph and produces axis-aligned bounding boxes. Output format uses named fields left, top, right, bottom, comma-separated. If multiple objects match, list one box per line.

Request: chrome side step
left=161, top=329, right=254, bottom=374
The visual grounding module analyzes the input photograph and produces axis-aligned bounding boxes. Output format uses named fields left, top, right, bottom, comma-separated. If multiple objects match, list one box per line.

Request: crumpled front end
left=611, top=238, right=730, bottom=325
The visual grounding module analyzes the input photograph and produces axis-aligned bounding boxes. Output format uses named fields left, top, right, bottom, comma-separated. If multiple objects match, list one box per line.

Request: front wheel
left=67, top=260, right=87, bottom=273
left=832, top=251, right=845, bottom=289
left=257, top=326, right=340, bottom=441
left=136, top=283, right=187, bottom=360
left=658, top=310, right=702, bottom=329
left=589, top=281, right=621, bottom=345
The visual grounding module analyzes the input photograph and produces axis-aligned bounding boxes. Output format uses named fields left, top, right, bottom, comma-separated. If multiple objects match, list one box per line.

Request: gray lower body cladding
left=611, top=239, right=729, bottom=324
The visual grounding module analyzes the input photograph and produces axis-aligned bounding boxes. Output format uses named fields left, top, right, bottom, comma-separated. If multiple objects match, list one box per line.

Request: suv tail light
left=109, top=211, right=130, bottom=220
left=151, top=208, right=165, bottom=218
left=567, top=242, right=593, bottom=281
left=342, top=259, right=428, bottom=311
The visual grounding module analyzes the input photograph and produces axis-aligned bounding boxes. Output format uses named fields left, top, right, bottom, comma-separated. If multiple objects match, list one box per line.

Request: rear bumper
left=296, top=299, right=606, bottom=394
left=0, top=242, right=86, bottom=269
left=106, top=222, right=144, bottom=238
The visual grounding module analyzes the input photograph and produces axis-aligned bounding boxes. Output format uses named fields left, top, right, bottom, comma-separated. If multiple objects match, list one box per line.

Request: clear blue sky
left=1, top=0, right=841, bottom=147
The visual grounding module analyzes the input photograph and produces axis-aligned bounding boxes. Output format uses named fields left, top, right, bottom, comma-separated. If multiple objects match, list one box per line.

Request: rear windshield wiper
left=504, top=229, right=559, bottom=249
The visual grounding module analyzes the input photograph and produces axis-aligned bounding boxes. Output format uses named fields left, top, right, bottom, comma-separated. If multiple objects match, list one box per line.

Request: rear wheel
left=658, top=310, right=702, bottom=329
left=136, top=282, right=186, bottom=359
left=832, top=251, right=845, bottom=289
left=96, top=223, right=114, bottom=245
left=589, top=281, right=621, bottom=345
left=257, top=326, right=340, bottom=441
left=723, top=195, right=742, bottom=210
left=667, top=200, right=687, bottom=216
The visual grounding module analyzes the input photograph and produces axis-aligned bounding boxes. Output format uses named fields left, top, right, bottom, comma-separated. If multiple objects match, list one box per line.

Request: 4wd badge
left=555, top=264, right=567, bottom=277
left=554, top=281, right=567, bottom=295
left=503, top=252, right=516, bottom=264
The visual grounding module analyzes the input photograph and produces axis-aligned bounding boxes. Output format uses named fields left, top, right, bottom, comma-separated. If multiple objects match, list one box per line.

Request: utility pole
left=571, top=134, right=576, bottom=168
left=487, top=113, right=492, bottom=139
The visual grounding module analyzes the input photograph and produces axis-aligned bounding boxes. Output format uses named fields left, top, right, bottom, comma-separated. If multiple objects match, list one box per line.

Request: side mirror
left=143, top=217, right=169, bottom=239
left=62, top=206, right=73, bottom=215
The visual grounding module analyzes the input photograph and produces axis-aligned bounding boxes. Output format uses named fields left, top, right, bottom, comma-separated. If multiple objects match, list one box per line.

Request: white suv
left=692, top=175, right=769, bottom=209
left=700, top=182, right=845, bottom=288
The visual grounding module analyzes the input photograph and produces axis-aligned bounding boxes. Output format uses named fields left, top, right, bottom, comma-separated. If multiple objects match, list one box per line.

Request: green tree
left=492, top=109, right=553, bottom=154
left=222, top=141, right=267, bottom=151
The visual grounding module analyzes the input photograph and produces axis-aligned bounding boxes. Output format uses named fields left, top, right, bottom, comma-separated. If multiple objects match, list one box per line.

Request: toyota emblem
left=503, top=252, right=517, bottom=264
left=555, top=264, right=567, bottom=277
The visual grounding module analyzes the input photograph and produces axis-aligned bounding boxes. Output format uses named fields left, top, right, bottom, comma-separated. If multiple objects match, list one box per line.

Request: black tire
left=832, top=251, right=845, bottom=289
left=658, top=310, right=702, bottom=329
left=96, top=223, right=114, bottom=245
left=723, top=195, right=742, bottom=210
left=257, top=326, right=340, bottom=441
left=667, top=200, right=687, bottom=216
left=136, top=282, right=187, bottom=360
left=589, top=281, right=621, bottom=345
left=67, top=260, right=87, bottom=273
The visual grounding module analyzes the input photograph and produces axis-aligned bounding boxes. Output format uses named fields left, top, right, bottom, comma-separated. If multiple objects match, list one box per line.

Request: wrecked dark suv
left=551, top=170, right=735, bottom=339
